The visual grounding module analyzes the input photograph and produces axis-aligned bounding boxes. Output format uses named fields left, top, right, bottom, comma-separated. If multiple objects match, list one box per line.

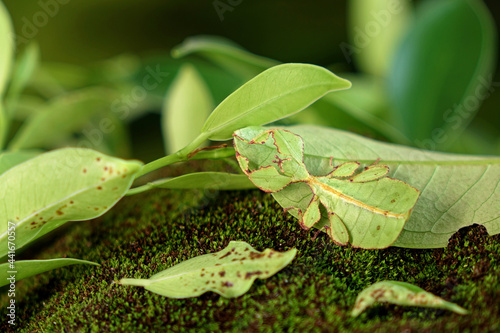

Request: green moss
left=1, top=186, right=499, bottom=332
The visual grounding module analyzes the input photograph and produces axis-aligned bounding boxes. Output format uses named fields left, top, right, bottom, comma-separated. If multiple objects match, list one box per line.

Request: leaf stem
left=134, top=133, right=209, bottom=178
left=118, top=278, right=150, bottom=287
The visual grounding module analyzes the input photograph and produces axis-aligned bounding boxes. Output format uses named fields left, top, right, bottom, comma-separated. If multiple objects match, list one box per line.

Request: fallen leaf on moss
left=118, top=241, right=296, bottom=298
left=351, top=281, right=469, bottom=317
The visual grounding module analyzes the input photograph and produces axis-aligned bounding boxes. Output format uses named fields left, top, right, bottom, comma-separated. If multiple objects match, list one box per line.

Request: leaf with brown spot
left=0, top=148, right=142, bottom=258
left=118, top=241, right=296, bottom=298
left=351, top=281, right=469, bottom=317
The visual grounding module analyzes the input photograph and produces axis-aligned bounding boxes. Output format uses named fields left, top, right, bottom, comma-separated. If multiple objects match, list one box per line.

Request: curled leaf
left=118, top=241, right=296, bottom=298
left=351, top=281, right=469, bottom=317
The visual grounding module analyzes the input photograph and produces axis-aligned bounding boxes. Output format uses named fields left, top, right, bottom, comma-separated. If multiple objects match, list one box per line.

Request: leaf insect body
left=234, top=127, right=420, bottom=249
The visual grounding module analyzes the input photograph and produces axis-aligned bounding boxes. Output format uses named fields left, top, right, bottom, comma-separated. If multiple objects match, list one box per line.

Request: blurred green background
left=2, top=0, right=500, bottom=161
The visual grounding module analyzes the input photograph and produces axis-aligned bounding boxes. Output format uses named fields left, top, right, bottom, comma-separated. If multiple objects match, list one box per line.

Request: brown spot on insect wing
left=376, top=225, right=381, bottom=230
left=56, top=210, right=64, bottom=216
left=83, top=168, right=87, bottom=174
left=391, top=199, right=396, bottom=203
left=221, top=281, right=233, bottom=288
left=96, top=157, right=101, bottom=162
left=97, top=186, right=102, bottom=190
left=219, top=271, right=226, bottom=277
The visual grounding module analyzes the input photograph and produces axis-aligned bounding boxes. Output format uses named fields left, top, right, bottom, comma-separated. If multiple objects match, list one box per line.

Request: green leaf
left=118, top=241, right=296, bottom=298
left=0, top=148, right=142, bottom=258
left=388, top=0, right=496, bottom=145
left=172, top=35, right=279, bottom=80
left=162, top=64, right=213, bottom=154
left=234, top=127, right=420, bottom=249
left=0, top=1, right=13, bottom=98
left=0, top=258, right=98, bottom=287
left=8, top=88, right=116, bottom=150
left=348, top=0, right=412, bottom=76
left=200, top=63, right=352, bottom=141
left=351, top=281, right=468, bottom=317
left=127, top=172, right=255, bottom=196
left=0, top=150, right=39, bottom=175
left=253, top=125, right=500, bottom=249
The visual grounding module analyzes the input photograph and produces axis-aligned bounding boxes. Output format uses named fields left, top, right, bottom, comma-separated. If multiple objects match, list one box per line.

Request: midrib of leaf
left=152, top=260, right=258, bottom=282
left=204, top=82, right=337, bottom=137
left=304, top=153, right=500, bottom=166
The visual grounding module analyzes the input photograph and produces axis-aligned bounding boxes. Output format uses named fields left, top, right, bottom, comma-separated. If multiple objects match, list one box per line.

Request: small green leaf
left=127, top=172, right=255, bottom=196
left=351, top=281, right=469, bottom=317
left=0, top=258, right=98, bottom=287
left=119, top=241, right=296, bottom=298
left=0, top=150, right=39, bottom=175
left=234, top=127, right=420, bottom=249
left=0, top=1, right=13, bottom=98
left=0, top=148, right=143, bottom=258
left=201, top=63, right=352, bottom=141
left=162, top=64, right=213, bottom=154
left=388, top=0, right=496, bottom=145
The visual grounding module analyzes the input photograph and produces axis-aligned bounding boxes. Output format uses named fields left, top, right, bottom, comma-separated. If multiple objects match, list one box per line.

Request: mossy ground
left=1, top=164, right=499, bottom=332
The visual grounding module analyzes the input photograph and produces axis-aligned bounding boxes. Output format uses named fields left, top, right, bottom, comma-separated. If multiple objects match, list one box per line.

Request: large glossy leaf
left=200, top=63, right=352, bottom=141
left=388, top=0, right=496, bottom=146
left=0, top=148, right=142, bottom=258
left=249, top=125, right=499, bottom=249
left=0, top=1, right=13, bottom=98
left=0, top=258, right=98, bottom=287
left=348, top=0, right=412, bottom=76
left=351, top=281, right=468, bottom=317
left=162, top=64, right=213, bottom=154
left=119, top=241, right=296, bottom=298
left=127, top=172, right=255, bottom=196
left=234, top=127, right=420, bottom=249
left=8, top=88, right=116, bottom=150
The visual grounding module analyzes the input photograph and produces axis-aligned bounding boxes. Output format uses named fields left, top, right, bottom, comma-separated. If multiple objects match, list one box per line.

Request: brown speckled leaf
left=118, top=241, right=296, bottom=298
